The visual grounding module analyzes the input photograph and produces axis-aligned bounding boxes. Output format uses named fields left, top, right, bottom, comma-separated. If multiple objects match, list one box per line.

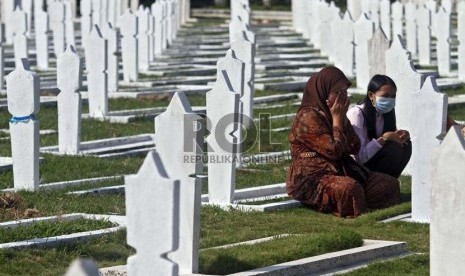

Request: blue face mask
left=374, top=96, right=395, bottom=114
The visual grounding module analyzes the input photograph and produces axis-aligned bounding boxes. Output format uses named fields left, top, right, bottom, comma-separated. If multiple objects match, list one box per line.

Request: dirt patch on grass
left=0, top=193, right=40, bottom=221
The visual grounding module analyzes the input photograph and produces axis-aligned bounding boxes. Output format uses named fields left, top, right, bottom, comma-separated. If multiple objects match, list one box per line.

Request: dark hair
left=360, top=75, right=397, bottom=140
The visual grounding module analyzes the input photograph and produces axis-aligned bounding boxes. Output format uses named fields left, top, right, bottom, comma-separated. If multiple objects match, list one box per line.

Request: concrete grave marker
left=206, top=50, right=243, bottom=204
left=436, top=8, right=451, bottom=76
left=120, top=9, right=139, bottom=82
left=411, top=76, right=447, bottom=223
left=354, top=13, right=375, bottom=89
left=80, top=0, right=92, bottom=49
left=386, top=34, right=424, bottom=176
left=379, top=0, right=391, bottom=40
left=441, top=0, right=452, bottom=13
left=0, top=24, right=4, bottom=90
left=155, top=92, right=203, bottom=274
left=152, top=1, right=164, bottom=55
left=458, top=1, right=465, bottom=81
left=92, top=0, right=102, bottom=27
left=391, top=1, right=403, bottom=37
left=85, top=25, right=108, bottom=118
left=347, top=0, right=362, bottom=21
left=3, top=0, right=15, bottom=44
left=431, top=126, right=465, bottom=275
left=405, top=2, right=418, bottom=57
left=57, top=45, right=82, bottom=155
left=335, top=11, right=354, bottom=78
left=64, top=1, right=75, bottom=47
left=125, top=150, right=180, bottom=276
left=49, top=0, right=66, bottom=57
left=34, top=6, right=49, bottom=70
left=369, top=0, right=379, bottom=28
left=22, top=0, right=33, bottom=38
left=100, top=23, right=120, bottom=92
left=368, top=27, right=389, bottom=77
left=136, top=6, right=150, bottom=71
left=7, top=59, right=40, bottom=191
left=425, top=0, right=437, bottom=37
left=417, top=4, right=432, bottom=66
left=11, top=7, right=28, bottom=65
left=386, top=34, right=424, bottom=135
left=231, top=39, right=255, bottom=129
left=65, top=258, right=99, bottom=276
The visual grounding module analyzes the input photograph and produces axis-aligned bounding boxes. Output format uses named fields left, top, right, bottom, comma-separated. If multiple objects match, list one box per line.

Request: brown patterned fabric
left=286, top=107, right=401, bottom=218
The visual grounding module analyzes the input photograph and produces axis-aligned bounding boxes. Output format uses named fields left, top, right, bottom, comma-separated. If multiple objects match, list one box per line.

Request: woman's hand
left=329, top=92, right=350, bottom=128
left=382, top=130, right=409, bottom=145
left=396, top=129, right=410, bottom=143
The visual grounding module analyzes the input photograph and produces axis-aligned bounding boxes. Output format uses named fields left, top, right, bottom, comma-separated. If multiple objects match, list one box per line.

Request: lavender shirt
left=346, top=103, right=384, bottom=164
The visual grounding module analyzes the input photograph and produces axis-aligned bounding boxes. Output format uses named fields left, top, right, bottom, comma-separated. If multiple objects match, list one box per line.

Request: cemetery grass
left=0, top=173, right=429, bottom=275
left=0, top=219, right=116, bottom=243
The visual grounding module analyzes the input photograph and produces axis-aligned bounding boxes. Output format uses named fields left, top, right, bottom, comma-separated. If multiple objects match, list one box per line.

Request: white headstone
left=347, top=0, right=362, bottom=21
left=411, top=76, right=447, bottom=223
left=425, top=0, right=437, bottom=37
left=148, top=13, right=155, bottom=61
left=100, top=23, right=120, bottom=92
left=11, top=7, right=28, bottom=65
left=386, top=34, right=424, bottom=134
left=436, top=8, right=451, bottom=76
left=369, top=0, right=380, bottom=28
left=91, top=0, right=102, bottom=27
left=312, top=0, right=326, bottom=48
left=292, top=0, right=305, bottom=34
left=34, top=6, right=49, bottom=70
left=22, top=0, right=33, bottom=38
left=152, top=2, right=164, bottom=55
left=136, top=6, right=150, bottom=71
left=57, top=45, right=82, bottom=155
left=100, top=0, right=109, bottom=27
left=155, top=92, right=203, bottom=274
left=441, top=0, right=452, bottom=13
left=417, top=4, right=432, bottom=66
left=431, top=126, right=465, bottom=275
left=6, top=59, right=40, bottom=191
left=458, top=1, right=465, bottom=81
left=85, top=25, right=108, bottom=118
left=354, top=13, right=375, bottom=89
left=206, top=50, right=243, bottom=204
left=49, top=0, right=66, bottom=57
left=80, top=0, right=92, bottom=49
left=231, top=39, right=255, bottom=129
left=385, top=35, right=424, bottom=175
left=3, top=0, right=15, bottom=44
left=335, top=11, right=354, bottom=78
left=391, top=1, right=403, bottom=37
left=379, top=0, right=391, bottom=40
left=0, top=24, right=4, bottom=90
left=319, top=2, right=339, bottom=57
left=161, top=1, right=168, bottom=50
left=64, top=1, right=76, bottom=47
left=166, top=0, right=173, bottom=45
left=125, top=150, right=179, bottom=276
left=120, top=9, right=139, bottom=82
left=130, top=0, right=139, bottom=12
left=405, top=2, right=418, bottom=57
left=65, top=258, right=99, bottom=276
left=368, top=27, right=390, bottom=77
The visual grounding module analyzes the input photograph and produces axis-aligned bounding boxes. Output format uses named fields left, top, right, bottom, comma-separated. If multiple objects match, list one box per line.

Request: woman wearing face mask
left=347, top=74, right=412, bottom=178
left=286, top=67, right=400, bottom=218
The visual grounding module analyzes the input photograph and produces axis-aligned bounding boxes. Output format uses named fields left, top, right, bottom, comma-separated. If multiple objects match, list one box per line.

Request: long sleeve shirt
left=346, top=104, right=384, bottom=164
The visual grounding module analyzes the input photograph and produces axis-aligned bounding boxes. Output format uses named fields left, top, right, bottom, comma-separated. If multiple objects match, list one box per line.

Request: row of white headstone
left=292, top=0, right=465, bottom=88
left=293, top=1, right=458, bottom=224
left=125, top=26, right=257, bottom=275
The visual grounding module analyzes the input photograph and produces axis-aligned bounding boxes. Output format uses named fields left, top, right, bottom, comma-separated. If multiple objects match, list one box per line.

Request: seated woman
left=286, top=66, right=400, bottom=218
left=347, top=75, right=411, bottom=178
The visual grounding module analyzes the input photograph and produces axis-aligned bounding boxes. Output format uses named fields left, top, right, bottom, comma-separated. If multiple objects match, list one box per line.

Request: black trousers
left=363, top=140, right=412, bottom=178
